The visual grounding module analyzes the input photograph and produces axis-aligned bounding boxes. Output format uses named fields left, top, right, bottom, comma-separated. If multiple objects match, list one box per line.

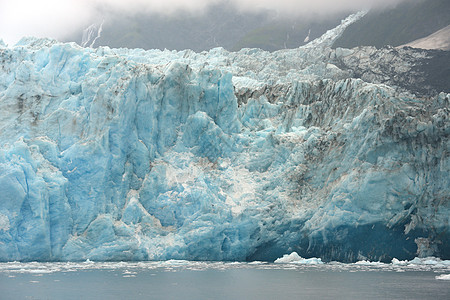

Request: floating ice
left=274, top=252, right=302, bottom=263
left=274, top=252, right=323, bottom=264
left=1, top=257, right=450, bottom=275
left=406, top=257, right=450, bottom=266
left=391, top=258, right=408, bottom=266
left=436, top=274, right=450, bottom=280
left=355, top=260, right=386, bottom=266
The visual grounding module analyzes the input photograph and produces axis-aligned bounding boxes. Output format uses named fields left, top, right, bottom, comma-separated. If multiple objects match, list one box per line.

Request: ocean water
left=1, top=260, right=449, bottom=300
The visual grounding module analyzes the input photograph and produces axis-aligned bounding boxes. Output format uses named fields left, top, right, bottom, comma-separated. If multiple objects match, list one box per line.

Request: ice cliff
left=0, top=12, right=449, bottom=262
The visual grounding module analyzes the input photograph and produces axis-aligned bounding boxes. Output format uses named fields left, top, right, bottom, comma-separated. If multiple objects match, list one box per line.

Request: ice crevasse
left=0, top=12, right=449, bottom=262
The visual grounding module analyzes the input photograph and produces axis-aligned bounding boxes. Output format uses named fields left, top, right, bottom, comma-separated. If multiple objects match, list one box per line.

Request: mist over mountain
left=63, top=0, right=450, bottom=52
left=66, top=2, right=348, bottom=52
left=334, top=0, right=450, bottom=49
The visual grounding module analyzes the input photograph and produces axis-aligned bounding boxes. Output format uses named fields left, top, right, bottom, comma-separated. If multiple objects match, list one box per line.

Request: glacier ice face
left=0, top=12, right=449, bottom=262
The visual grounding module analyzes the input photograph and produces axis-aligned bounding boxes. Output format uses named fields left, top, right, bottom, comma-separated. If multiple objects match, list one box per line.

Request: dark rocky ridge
left=331, top=46, right=450, bottom=98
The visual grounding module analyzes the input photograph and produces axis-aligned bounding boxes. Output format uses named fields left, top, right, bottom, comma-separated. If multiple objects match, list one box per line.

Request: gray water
left=1, top=261, right=449, bottom=299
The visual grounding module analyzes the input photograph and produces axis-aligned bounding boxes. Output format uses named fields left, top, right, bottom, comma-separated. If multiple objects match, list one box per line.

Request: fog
left=0, top=0, right=407, bottom=45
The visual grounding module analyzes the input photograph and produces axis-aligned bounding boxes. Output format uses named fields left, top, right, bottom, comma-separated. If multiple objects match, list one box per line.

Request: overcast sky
left=0, top=0, right=407, bottom=45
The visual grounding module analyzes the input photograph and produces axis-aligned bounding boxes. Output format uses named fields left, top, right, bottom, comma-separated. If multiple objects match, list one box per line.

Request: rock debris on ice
left=0, top=12, right=449, bottom=262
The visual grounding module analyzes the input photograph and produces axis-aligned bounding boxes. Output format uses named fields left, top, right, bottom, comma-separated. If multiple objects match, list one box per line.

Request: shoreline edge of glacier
left=0, top=12, right=449, bottom=262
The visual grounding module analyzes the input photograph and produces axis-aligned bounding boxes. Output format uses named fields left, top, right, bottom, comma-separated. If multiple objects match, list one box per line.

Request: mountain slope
left=68, top=3, right=346, bottom=52
left=91, top=4, right=271, bottom=51
left=334, top=0, right=450, bottom=49
left=401, top=25, right=450, bottom=51
left=70, top=1, right=450, bottom=52
left=231, top=17, right=345, bottom=52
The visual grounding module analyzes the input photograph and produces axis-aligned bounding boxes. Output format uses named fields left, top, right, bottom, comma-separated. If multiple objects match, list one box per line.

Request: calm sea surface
left=1, top=261, right=449, bottom=299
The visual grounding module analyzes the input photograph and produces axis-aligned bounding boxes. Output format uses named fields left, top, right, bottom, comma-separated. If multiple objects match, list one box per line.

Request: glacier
left=0, top=12, right=449, bottom=262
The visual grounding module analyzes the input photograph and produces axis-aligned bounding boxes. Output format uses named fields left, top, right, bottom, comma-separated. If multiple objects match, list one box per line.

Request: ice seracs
left=0, top=12, right=448, bottom=262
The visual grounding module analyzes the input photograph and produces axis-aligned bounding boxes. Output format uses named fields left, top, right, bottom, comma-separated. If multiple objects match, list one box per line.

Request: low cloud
left=0, top=0, right=407, bottom=45
left=233, top=0, right=406, bottom=15
left=0, top=0, right=93, bottom=45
